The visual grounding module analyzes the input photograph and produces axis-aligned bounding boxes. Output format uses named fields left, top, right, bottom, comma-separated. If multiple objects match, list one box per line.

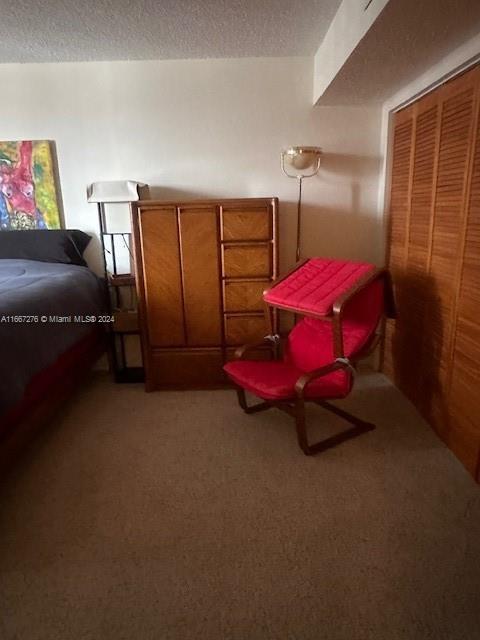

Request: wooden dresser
left=131, top=198, right=278, bottom=390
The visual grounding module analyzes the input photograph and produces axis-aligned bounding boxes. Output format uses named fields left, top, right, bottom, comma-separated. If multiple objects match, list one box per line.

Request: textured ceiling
left=0, top=0, right=341, bottom=63
left=318, top=0, right=480, bottom=105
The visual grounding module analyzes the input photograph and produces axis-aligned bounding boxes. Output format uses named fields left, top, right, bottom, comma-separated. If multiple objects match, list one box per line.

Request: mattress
left=0, top=259, right=105, bottom=414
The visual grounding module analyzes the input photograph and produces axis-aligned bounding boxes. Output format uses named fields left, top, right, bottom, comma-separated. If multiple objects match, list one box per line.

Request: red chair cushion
left=284, top=319, right=334, bottom=372
left=264, top=258, right=375, bottom=316
left=223, top=360, right=351, bottom=401
left=286, top=278, right=384, bottom=371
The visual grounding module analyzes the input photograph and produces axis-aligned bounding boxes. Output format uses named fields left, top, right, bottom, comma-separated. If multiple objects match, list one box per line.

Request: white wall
left=0, top=57, right=382, bottom=272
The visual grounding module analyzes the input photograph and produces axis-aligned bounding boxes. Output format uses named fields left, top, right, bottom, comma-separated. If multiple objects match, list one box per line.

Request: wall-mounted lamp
left=281, top=146, right=322, bottom=262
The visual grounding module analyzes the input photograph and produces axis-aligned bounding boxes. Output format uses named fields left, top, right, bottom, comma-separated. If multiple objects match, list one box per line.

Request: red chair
left=223, top=258, right=395, bottom=455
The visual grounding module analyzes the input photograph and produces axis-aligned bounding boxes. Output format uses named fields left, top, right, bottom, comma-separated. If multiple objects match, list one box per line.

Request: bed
left=0, top=230, right=106, bottom=467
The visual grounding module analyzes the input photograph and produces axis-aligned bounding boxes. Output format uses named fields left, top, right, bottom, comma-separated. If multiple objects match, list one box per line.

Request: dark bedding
left=0, top=259, right=105, bottom=414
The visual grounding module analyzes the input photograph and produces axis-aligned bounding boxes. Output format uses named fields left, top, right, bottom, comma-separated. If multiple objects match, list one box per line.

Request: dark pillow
left=0, top=230, right=92, bottom=266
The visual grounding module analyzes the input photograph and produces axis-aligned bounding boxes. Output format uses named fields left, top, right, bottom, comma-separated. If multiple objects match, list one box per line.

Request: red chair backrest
left=285, top=277, right=385, bottom=373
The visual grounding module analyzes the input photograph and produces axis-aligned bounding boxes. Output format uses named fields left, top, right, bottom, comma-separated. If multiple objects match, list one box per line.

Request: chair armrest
left=234, top=334, right=280, bottom=360
left=294, top=358, right=353, bottom=397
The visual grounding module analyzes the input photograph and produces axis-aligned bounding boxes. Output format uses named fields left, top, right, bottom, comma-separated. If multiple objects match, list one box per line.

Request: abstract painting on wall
left=0, top=140, right=62, bottom=230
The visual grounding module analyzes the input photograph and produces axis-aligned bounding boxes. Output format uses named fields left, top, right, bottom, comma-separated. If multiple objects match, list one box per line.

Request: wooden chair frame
left=233, top=265, right=395, bottom=456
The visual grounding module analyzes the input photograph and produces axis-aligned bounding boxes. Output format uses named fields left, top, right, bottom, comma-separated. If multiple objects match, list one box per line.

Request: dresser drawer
left=224, top=280, right=270, bottom=312
left=223, top=244, right=271, bottom=278
left=225, top=314, right=267, bottom=346
left=149, top=349, right=224, bottom=389
left=222, top=207, right=270, bottom=241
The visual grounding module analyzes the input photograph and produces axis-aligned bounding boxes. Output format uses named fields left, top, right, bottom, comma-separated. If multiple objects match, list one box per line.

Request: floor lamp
left=281, top=146, right=322, bottom=262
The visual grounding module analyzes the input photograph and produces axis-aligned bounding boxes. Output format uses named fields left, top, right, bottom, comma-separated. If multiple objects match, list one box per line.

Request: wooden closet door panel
left=384, top=108, right=414, bottom=381
left=451, top=320, right=480, bottom=422
left=429, top=75, right=477, bottom=390
left=407, top=95, right=439, bottom=276
left=139, top=208, right=185, bottom=346
left=447, top=320, right=480, bottom=475
left=457, top=95, right=480, bottom=325
left=401, top=96, right=440, bottom=407
left=179, top=207, right=222, bottom=346
left=450, top=72, right=480, bottom=476
left=388, top=108, right=415, bottom=272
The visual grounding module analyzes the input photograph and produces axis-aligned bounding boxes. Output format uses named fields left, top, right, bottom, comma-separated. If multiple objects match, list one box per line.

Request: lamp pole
left=296, top=176, right=303, bottom=263
left=281, top=147, right=322, bottom=264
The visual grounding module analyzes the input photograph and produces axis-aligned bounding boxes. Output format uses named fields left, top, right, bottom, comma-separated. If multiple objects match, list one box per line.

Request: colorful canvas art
left=0, top=140, right=61, bottom=230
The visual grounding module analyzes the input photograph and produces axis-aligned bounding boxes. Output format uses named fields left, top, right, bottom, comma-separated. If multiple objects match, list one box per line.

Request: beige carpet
left=1, top=372, right=480, bottom=640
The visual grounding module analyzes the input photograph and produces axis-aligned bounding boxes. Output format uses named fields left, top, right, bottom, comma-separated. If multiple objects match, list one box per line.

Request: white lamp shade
left=283, top=146, right=322, bottom=171
left=87, top=180, right=149, bottom=203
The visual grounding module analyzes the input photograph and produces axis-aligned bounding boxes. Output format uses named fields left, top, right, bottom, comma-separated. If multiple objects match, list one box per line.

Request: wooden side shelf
left=109, top=273, right=136, bottom=287
left=113, top=310, right=139, bottom=334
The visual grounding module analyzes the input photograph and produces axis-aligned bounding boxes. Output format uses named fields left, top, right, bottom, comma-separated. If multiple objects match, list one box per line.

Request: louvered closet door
left=383, top=106, right=415, bottom=395
left=384, top=64, right=480, bottom=479
left=449, top=86, right=480, bottom=472
left=406, top=92, right=440, bottom=410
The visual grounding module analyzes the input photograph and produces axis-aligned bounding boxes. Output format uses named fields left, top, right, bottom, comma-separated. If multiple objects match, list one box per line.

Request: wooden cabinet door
left=179, top=206, right=222, bottom=346
left=137, top=207, right=185, bottom=347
